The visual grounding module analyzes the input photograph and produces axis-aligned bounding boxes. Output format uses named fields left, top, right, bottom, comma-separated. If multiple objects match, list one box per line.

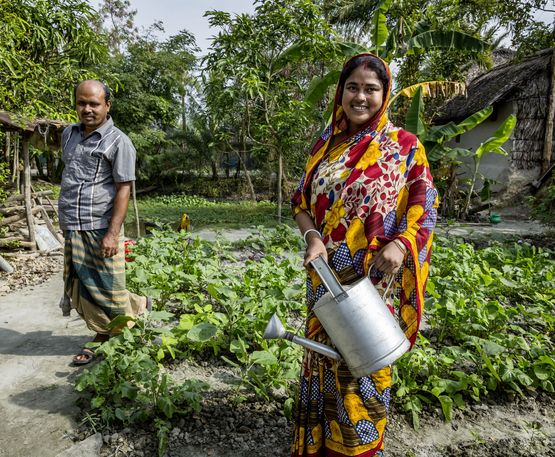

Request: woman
left=290, top=53, right=437, bottom=456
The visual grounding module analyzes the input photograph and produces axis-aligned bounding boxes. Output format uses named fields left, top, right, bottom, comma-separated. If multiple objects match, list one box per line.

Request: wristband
left=392, top=239, right=407, bottom=255
left=303, top=228, right=321, bottom=245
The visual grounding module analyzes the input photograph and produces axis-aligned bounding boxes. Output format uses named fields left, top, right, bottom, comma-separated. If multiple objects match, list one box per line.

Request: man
left=59, top=80, right=150, bottom=365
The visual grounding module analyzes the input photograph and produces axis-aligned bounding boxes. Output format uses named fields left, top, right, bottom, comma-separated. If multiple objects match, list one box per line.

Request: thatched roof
left=435, top=48, right=554, bottom=124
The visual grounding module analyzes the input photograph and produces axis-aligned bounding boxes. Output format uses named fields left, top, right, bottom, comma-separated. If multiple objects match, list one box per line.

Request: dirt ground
left=0, top=224, right=554, bottom=457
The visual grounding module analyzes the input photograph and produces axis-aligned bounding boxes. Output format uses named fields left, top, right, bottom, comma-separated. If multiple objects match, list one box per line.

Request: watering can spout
left=263, top=313, right=342, bottom=361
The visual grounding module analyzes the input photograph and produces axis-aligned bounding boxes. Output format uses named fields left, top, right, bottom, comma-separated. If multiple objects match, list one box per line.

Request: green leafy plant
left=75, top=314, right=209, bottom=456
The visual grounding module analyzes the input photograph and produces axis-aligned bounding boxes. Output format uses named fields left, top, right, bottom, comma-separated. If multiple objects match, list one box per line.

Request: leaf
left=105, top=314, right=135, bottom=331
left=438, top=395, right=453, bottom=421
left=337, top=41, right=370, bottom=57
left=304, top=70, right=341, bottom=109
left=500, top=277, right=518, bottom=288
left=149, top=310, right=174, bottom=321
left=407, top=31, right=490, bottom=52
left=249, top=350, right=278, bottom=366
left=371, top=0, right=393, bottom=50
left=534, top=365, right=552, bottom=381
left=482, top=340, right=505, bottom=356
left=475, top=115, right=516, bottom=159
left=187, top=323, right=218, bottom=342
left=390, top=80, right=466, bottom=106
left=405, top=86, right=426, bottom=138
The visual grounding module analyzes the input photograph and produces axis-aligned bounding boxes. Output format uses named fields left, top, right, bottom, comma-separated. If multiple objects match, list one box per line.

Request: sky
left=96, top=0, right=553, bottom=54
left=123, top=0, right=256, bottom=53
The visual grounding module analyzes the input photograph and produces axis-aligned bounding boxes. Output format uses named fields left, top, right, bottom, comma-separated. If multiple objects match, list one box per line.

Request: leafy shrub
left=529, top=181, right=555, bottom=226
left=395, top=236, right=555, bottom=427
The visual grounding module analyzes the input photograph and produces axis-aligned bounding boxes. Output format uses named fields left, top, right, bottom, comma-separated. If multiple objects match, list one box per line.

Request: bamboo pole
left=22, top=136, right=36, bottom=250
left=541, top=49, right=555, bottom=174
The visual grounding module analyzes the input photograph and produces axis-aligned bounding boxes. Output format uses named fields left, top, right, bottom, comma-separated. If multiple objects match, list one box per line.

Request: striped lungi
left=63, top=228, right=147, bottom=335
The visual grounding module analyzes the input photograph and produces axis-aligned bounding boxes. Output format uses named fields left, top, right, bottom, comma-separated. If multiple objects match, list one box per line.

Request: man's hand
left=100, top=232, right=119, bottom=258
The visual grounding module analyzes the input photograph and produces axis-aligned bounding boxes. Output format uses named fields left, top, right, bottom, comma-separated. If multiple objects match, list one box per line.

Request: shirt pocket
left=69, top=146, right=108, bottom=182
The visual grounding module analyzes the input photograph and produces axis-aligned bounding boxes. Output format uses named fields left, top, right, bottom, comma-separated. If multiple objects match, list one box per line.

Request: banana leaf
left=405, top=86, right=426, bottom=138
left=475, top=115, right=516, bottom=159
left=304, top=70, right=341, bottom=108
left=371, top=0, right=393, bottom=51
left=407, top=31, right=490, bottom=52
left=389, top=80, right=466, bottom=106
left=426, top=107, right=493, bottom=143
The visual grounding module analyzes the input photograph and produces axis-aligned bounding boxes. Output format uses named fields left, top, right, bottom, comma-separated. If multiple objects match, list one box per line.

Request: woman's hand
left=371, top=241, right=406, bottom=274
left=304, top=235, right=327, bottom=268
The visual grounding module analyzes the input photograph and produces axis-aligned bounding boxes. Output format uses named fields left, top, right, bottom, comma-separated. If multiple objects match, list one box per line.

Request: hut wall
left=509, top=71, right=552, bottom=170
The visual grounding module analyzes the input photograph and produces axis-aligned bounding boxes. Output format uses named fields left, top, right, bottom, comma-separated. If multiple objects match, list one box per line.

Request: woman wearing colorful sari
left=290, top=53, right=438, bottom=456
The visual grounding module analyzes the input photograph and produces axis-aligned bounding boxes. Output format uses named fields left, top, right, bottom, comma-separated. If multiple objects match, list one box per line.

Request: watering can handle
left=367, top=263, right=395, bottom=298
left=310, top=256, right=348, bottom=301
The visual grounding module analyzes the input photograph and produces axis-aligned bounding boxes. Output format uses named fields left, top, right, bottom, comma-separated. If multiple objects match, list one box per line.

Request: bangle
left=303, top=228, right=321, bottom=245
left=392, top=239, right=407, bottom=255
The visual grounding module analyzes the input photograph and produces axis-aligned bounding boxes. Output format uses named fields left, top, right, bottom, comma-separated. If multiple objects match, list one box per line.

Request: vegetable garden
left=73, top=223, right=555, bottom=456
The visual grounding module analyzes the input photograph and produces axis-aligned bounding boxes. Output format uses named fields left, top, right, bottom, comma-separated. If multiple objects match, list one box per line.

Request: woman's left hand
left=371, top=241, right=406, bottom=274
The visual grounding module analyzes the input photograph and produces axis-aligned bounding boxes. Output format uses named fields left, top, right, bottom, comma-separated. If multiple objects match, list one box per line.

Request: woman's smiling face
left=341, top=65, right=384, bottom=132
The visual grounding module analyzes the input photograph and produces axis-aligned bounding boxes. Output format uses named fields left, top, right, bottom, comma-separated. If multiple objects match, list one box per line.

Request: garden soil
left=0, top=222, right=554, bottom=457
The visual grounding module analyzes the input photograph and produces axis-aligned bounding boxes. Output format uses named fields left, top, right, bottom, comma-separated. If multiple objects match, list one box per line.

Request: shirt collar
left=75, top=115, right=114, bottom=139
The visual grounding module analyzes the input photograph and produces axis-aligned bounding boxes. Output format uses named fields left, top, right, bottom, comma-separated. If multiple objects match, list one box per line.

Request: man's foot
left=72, top=333, right=109, bottom=365
left=72, top=348, right=95, bottom=365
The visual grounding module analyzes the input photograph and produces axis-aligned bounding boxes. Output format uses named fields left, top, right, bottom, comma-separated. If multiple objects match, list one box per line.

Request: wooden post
left=542, top=49, right=555, bottom=174
left=22, top=135, right=36, bottom=250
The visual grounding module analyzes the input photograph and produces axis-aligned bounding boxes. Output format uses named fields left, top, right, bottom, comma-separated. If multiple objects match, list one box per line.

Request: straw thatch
left=435, top=48, right=555, bottom=170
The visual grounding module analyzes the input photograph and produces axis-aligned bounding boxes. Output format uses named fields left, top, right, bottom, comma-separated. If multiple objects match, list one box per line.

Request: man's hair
left=74, top=80, right=111, bottom=103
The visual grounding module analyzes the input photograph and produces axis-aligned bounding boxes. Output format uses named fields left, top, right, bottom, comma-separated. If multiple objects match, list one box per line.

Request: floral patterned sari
left=290, top=54, right=438, bottom=456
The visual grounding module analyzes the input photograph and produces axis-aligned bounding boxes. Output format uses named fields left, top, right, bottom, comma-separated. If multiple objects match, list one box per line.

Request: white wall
left=447, top=102, right=514, bottom=192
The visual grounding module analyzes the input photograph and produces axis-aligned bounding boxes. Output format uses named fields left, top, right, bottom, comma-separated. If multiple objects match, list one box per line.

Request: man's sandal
left=72, top=348, right=95, bottom=366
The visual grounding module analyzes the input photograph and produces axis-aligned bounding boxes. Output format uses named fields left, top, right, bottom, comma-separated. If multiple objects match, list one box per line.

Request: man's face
left=75, top=81, right=111, bottom=134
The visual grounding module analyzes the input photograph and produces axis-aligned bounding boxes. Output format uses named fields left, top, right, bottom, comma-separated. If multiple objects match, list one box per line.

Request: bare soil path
left=0, top=271, right=93, bottom=457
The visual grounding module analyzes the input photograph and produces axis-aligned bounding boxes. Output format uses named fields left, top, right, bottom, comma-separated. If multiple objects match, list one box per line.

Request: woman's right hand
left=303, top=236, right=327, bottom=268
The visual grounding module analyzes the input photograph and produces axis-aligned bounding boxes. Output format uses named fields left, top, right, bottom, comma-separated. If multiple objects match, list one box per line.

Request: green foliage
left=0, top=161, right=9, bottom=205
left=395, top=236, right=555, bottom=427
left=204, top=0, right=340, bottom=180
left=76, top=316, right=209, bottom=456
left=127, top=193, right=287, bottom=229
left=529, top=181, right=555, bottom=226
left=124, top=228, right=306, bottom=399
left=103, top=29, right=199, bottom=181
left=0, top=0, right=106, bottom=119
left=77, top=225, right=554, bottom=436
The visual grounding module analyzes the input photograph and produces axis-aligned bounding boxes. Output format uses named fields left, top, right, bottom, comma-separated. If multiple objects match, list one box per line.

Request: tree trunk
left=236, top=151, right=256, bottom=200
left=277, top=152, right=283, bottom=220
left=210, top=160, right=218, bottom=180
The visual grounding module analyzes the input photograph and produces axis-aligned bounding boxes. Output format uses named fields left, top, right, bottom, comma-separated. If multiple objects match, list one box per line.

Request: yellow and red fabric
left=290, top=53, right=438, bottom=457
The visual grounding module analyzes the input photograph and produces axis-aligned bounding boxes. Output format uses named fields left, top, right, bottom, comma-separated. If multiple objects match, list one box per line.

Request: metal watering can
left=263, top=256, right=410, bottom=377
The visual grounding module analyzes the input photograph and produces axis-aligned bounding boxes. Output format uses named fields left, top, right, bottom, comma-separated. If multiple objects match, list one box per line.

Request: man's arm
left=100, top=181, right=131, bottom=258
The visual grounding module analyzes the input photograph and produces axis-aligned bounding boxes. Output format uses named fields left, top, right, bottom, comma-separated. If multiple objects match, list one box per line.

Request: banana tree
left=405, top=86, right=516, bottom=218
